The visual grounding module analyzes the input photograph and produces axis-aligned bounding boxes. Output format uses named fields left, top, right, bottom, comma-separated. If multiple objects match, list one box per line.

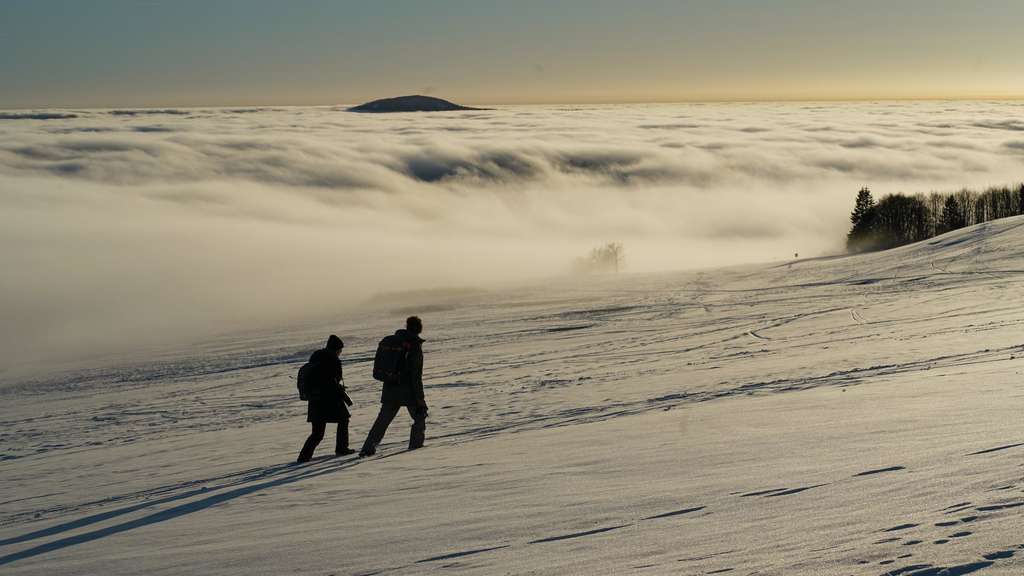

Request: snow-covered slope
left=3, top=217, right=1024, bottom=575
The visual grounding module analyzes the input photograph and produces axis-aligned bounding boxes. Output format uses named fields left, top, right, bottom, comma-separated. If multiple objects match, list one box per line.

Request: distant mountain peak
left=347, top=95, right=484, bottom=113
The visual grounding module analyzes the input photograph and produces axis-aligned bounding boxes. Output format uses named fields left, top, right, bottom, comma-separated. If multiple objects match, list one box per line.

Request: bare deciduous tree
left=573, top=242, right=625, bottom=274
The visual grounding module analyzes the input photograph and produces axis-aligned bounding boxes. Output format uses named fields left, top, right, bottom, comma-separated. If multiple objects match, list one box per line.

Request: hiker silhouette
left=297, top=335, right=353, bottom=462
left=360, top=316, right=427, bottom=456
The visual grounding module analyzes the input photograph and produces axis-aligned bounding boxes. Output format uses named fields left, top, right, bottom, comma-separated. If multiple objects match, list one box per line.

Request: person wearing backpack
left=297, top=334, right=354, bottom=462
left=359, top=316, right=427, bottom=457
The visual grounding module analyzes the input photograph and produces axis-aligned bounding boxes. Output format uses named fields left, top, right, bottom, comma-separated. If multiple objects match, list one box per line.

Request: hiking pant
left=298, top=418, right=349, bottom=462
left=361, top=403, right=426, bottom=453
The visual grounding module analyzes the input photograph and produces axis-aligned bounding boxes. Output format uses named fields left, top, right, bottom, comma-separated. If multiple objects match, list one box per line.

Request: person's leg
left=298, top=421, right=326, bottom=462
left=360, top=404, right=401, bottom=455
left=335, top=415, right=351, bottom=454
left=407, top=406, right=426, bottom=450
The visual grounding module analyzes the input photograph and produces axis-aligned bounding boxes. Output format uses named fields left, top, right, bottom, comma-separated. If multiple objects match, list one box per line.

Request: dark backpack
left=296, top=362, right=315, bottom=400
left=373, top=335, right=405, bottom=382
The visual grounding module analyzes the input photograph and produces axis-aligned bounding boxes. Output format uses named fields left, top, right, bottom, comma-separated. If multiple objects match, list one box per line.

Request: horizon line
left=4, top=95, right=1024, bottom=111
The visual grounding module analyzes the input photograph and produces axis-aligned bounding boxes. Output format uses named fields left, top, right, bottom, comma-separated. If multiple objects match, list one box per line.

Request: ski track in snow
left=3, top=217, right=1024, bottom=574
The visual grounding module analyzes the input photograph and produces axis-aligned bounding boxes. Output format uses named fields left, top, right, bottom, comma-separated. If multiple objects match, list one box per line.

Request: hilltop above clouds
left=347, top=95, right=483, bottom=113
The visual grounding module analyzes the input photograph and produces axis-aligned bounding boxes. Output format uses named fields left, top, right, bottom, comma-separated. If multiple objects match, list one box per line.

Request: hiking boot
left=336, top=448, right=356, bottom=456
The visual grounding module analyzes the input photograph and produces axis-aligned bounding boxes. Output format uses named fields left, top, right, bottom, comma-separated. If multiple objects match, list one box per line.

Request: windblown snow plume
left=1, top=101, right=1023, bottom=367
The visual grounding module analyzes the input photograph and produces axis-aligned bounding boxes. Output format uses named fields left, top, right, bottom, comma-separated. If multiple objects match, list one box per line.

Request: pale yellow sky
left=2, top=1, right=1023, bottom=108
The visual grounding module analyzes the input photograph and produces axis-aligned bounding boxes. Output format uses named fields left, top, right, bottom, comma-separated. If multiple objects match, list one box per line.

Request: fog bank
left=2, top=101, right=1023, bottom=369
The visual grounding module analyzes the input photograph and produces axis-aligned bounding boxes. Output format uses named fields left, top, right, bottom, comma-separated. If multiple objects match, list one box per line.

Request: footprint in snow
left=529, top=524, right=629, bottom=544
left=415, top=545, right=510, bottom=564
left=966, top=442, right=1024, bottom=456
left=854, top=466, right=906, bottom=477
left=975, top=501, right=1024, bottom=512
left=739, top=484, right=827, bottom=498
left=643, top=506, right=705, bottom=520
left=882, top=523, right=919, bottom=532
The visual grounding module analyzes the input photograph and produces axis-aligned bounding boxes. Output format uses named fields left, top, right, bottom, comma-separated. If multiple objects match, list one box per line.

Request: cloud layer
left=2, top=101, right=1023, bottom=369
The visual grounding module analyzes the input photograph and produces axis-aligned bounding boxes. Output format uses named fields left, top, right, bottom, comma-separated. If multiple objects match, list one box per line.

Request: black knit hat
left=326, top=334, right=344, bottom=350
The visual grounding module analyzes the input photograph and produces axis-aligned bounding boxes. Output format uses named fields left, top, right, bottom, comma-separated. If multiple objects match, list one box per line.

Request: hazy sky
left=2, top=0, right=1023, bottom=108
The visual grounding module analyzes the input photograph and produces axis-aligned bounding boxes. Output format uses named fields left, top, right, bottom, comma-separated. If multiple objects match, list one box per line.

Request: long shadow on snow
left=0, top=456, right=360, bottom=566
left=0, top=458, right=326, bottom=547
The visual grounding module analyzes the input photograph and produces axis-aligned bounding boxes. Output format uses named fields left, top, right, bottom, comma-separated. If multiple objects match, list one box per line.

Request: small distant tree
left=573, top=242, right=624, bottom=274
left=601, top=242, right=624, bottom=273
left=846, top=187, right=877, bottom=253
left=939, top=195, right=966, bottom=233
left=1018, top=183, right=1024, bottom=216
left=953, top=189, right=976, bottom=227
left=850, top=187, right=875, bottom=226
left=925, top=192, right=945, bottom=237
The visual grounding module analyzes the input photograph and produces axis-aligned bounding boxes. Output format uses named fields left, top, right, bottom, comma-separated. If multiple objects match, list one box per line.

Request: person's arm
left=412, top=349, right=426, bottom=408
left=337, top=358, right=353, bottom=406
left=332, top=358, right=343, bottom=385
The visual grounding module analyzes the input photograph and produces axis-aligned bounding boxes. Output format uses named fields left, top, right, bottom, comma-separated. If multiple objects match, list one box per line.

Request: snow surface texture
left=3, top=217, right=1024, bottom=574
left=3, top=101, right=1024, bottom=369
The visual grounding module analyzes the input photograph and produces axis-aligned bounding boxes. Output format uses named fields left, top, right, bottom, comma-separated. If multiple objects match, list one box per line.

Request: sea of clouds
left=2, top=101, right=1023, bottom=369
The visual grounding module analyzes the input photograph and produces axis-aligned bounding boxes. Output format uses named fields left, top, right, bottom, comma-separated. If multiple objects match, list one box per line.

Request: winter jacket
left=307, top=348, right=349, bottom=423
left=380, top=329, right=425, bottom=407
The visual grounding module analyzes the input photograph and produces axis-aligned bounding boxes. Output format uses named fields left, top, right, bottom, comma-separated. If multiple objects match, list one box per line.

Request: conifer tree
left=846, top=187, right=877, bottom=252
left=939, top=195, right=966, bottom=233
